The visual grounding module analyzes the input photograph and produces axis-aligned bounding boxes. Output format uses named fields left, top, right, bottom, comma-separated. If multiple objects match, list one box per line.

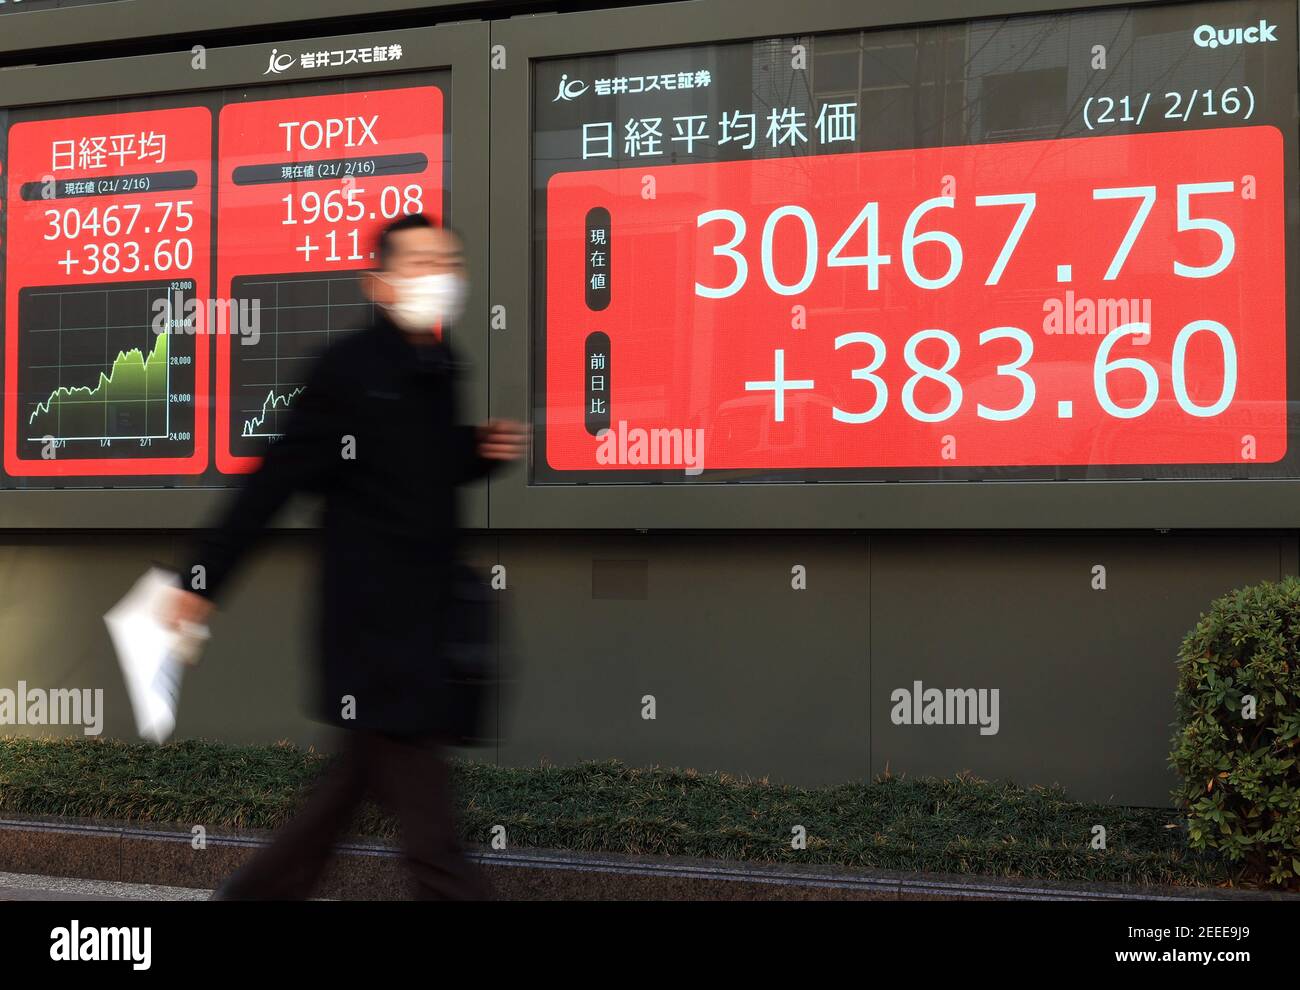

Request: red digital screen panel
left=544, top=126, right=1286, bottom=475
left=215, top=85, right=443, bottom=473
left=3, top=106, right=211, bottom=476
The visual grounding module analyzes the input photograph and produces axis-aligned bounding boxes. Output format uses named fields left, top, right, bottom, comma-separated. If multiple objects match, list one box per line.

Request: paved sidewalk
left=0, top=871, right=212, bottom=901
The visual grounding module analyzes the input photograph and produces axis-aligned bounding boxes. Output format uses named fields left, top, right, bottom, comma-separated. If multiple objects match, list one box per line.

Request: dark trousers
left=216, top=730, right=491, bottom=900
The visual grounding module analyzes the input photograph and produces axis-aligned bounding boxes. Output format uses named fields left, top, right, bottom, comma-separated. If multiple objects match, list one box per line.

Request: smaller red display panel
left=544, top=125, right=1286, bottom=474
left=3, top=106, right=211, bottom=476
left=215, top=85, right=444, bottom=473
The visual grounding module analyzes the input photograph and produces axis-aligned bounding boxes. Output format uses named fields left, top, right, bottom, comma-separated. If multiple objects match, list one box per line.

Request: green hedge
left=1172, top=577, right=1300, bottom=887
left=0, top=737, right=1237, bottom=888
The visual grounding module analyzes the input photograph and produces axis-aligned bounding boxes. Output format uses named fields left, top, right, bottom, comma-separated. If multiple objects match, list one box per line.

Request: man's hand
left=159, top=586, right=215, bottom=635
left=476, top=419, right=528, bottom=461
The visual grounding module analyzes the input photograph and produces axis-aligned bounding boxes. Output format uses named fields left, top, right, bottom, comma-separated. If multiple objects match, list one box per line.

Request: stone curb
left=0, top=813, right=1292, bottom=901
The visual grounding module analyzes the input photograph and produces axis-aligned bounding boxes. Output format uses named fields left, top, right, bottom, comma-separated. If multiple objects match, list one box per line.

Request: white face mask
left=381, top=273, right=468, bottom=332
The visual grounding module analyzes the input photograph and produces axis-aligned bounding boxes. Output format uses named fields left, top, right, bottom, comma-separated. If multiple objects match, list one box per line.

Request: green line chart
left=17, top=281, right=195, bottom=455
left=27, top=330, right=169, bottom=440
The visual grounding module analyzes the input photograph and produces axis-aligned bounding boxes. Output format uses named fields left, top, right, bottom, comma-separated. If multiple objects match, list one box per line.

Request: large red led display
left=3, top=107, right=211, bottom=476
left=543, top=126, right=1286, bottom=473
left=215, top=86, right=444, bottom=473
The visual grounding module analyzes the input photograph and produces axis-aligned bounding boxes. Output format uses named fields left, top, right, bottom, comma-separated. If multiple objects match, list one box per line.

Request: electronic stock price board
left=0, top=63, right=448, bottom=489
left=531, top=0, right=1299, bottom=486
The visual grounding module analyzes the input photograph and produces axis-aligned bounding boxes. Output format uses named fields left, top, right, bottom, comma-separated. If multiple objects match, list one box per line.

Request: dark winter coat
left=187, top=310, right=496, bottom=734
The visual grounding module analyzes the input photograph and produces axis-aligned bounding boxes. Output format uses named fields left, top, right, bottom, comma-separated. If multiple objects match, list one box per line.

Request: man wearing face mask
left=163, top=214, right=526, bottom=899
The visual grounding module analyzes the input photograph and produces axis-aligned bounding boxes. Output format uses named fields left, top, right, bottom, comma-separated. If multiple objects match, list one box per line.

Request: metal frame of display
left=488, top=0, right=1300, bottom=529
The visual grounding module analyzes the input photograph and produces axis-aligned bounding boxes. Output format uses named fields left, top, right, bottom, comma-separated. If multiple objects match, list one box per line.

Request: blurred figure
left=164, top=215, right=526, bottom=899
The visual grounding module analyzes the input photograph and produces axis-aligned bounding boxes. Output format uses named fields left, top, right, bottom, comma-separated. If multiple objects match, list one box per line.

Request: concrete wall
left=1, top=529, right=1290, bottom=805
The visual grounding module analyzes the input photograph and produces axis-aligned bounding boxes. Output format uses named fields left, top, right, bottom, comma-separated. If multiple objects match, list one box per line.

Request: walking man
left=164, top=214, right=525, bottom=899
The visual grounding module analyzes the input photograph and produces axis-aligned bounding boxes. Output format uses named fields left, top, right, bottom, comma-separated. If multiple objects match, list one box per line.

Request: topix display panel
left=215, top=84, right=444, bottom=473
left=1, top=69, right=450, bottom=489
left=530, top=0, right=1298, bottom=486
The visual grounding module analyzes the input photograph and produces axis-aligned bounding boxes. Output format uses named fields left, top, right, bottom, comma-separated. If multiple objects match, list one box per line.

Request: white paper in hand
left=104, top=567, right=205, bottom=743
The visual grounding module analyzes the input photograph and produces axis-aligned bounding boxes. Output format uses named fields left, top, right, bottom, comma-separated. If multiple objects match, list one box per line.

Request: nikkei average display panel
left=529, top=0, right=1298, bottom=489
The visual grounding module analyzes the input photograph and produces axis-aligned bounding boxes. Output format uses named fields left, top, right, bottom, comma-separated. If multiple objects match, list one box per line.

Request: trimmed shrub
left=1171, top=577, right=1300, bottom=886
